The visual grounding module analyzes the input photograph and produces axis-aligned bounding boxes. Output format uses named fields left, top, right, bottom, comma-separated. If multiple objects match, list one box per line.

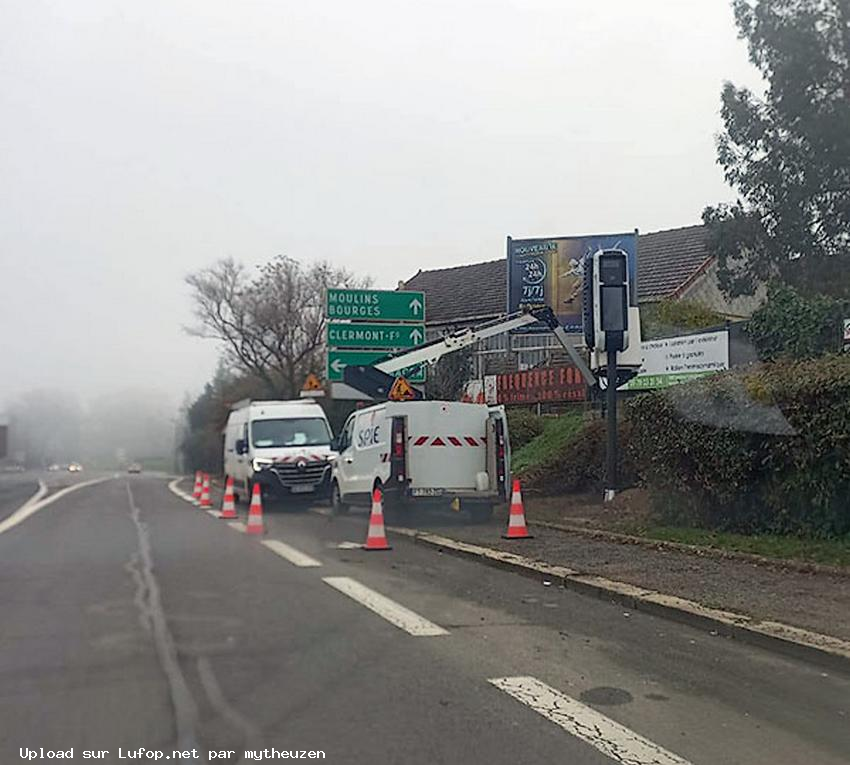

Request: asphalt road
left=1, top=475, right=848, bottom=764
left=0, top=471, right=41, bottom=522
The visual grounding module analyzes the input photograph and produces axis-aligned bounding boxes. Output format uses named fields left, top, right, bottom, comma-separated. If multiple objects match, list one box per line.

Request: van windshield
left=251, top=418, right=331, bottom=448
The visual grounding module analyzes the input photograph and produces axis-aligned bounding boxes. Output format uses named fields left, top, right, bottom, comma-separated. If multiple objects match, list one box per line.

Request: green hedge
left=628, top=354, right=850, bottom=537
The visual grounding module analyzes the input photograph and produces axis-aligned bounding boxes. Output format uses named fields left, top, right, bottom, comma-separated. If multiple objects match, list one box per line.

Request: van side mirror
left=235, top=439, right=247, bottom=455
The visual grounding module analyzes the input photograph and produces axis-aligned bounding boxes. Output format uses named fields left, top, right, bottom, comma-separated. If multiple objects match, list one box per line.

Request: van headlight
left=252, top=458, right=274, bottom=472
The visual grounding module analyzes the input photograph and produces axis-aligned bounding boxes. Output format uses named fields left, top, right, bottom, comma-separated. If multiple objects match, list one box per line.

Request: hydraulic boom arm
left=374, top=305, right=595, bottom=385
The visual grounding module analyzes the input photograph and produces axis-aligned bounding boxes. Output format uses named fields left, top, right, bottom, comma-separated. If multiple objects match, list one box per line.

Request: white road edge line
left=322, top=576, right=448, bottom=637
left=228, top=521, right=247, bottom=533
left=167, top=478, right=196, bottom=503
left=489, top=677, right=692, bottom=765
left=0, top=477, right=111, bottom=537
left=262, top=539, right=322, bottom=568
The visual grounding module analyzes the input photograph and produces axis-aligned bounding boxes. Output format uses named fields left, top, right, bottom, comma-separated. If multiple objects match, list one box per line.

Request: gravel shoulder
left=406, top=503, right=850, bottom=642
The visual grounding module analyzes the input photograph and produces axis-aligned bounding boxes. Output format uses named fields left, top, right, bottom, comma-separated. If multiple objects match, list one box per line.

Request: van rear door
left=486, top=406, right=511, bottom=499
left=406, top=403, right=488, bottom=491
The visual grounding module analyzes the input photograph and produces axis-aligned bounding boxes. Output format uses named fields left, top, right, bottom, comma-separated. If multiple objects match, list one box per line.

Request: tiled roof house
left=402, top=225, right=763, bottom=329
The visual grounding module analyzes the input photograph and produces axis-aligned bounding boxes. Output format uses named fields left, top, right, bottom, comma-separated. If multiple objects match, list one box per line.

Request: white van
left=224, top=399, right=336, bottom=502
left=331, top=401, right=510, bottom=521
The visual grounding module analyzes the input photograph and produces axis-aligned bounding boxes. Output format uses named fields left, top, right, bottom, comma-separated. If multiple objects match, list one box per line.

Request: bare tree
left=186, top=256, right=370, bottom=397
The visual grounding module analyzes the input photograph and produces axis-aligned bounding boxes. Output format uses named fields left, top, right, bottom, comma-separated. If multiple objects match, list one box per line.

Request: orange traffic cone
left=220, top=476, right=238, bottom=519
left=199, top=473, right=213, bottom=509
left=192, top=471, right=202, bottom=503
left=245, top=483, right=265, bottom=535
left=363, top=488, right=391, bottom=551
left=502, top=478, right=533, bottom=539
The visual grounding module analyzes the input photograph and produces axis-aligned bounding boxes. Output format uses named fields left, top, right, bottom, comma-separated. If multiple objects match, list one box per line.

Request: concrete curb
left=388, top=525, right=850, bottom=672
left=529, top=518, right=850, bottom=579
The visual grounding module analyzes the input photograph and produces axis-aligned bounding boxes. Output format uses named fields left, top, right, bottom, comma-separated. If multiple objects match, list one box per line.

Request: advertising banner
left=496, top=365, right=587, bottom=404
left=507, top=231, right=638, bottom=332
left=622, top=329, right=729, bottom=390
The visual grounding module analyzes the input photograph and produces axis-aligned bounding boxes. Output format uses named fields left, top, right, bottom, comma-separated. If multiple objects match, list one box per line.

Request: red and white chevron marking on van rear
left=272, top=454, right=326, bottom=463
left=411, top=436, right=487, bottom=447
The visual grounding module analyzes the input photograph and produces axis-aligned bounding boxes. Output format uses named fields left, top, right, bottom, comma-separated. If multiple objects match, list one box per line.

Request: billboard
left=507, top=231, right=638, bottom=332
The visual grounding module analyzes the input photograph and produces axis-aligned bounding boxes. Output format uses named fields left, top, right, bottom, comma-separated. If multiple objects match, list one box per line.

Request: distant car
left=68, top=463, right=83, bottom=473
left=127, top=462, right=142, bottom=474
left=47, top=464, right=62, bottom=472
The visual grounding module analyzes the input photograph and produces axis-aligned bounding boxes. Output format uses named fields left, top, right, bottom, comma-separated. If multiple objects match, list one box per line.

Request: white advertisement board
left=622, top=329, right=729, bottom=391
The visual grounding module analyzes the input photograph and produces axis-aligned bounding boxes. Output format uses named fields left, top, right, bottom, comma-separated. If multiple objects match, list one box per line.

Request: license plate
left=410, top=488, right=444, bottom=497
left=290, top=484, right=315, bottom=494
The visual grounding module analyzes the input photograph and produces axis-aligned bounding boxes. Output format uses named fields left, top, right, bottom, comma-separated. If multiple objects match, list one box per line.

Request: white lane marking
left=167, top=478, right=195, bottom=503
left=489, top=677, right=692, bottom=765
left=322, top=576, right=448, bottom=637
left=262, top=539, right=322, bottom=567
left=228, top=521, right=247, bottom=533
left=206, top=509, right=221, bottom=519
left=0, top=477, right=111, bottom=537
left=20, top=479, right=48, bottom=509
left=335, top=541, right=362, bottom=549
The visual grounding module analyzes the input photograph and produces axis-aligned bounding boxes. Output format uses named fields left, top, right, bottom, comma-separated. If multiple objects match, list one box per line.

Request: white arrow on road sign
left=331, top=359, right=346, bottom=373
left=410, top=327, right=423, bottom=344
left=409, top=297, right=423, bottom=315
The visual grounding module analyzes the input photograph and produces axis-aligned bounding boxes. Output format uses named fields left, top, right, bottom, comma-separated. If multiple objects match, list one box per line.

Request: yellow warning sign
left=302, top=373, right=323, bottom=391
left=388, top=376, right=417, bottom=401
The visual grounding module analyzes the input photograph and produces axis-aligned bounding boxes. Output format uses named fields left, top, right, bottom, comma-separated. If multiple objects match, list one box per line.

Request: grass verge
left=512, top=413, right=584, bottom=475
left=634, top=525, right=850, bottom=568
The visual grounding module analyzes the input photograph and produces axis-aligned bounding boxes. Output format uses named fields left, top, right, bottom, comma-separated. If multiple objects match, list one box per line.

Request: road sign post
left=325, top=288, right=428, bottom=399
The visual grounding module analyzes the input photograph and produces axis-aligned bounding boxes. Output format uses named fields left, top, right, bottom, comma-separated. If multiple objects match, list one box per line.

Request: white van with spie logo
left=224, top=399, right=336, bottom=502
left=330, top=401, right=510, bottom=521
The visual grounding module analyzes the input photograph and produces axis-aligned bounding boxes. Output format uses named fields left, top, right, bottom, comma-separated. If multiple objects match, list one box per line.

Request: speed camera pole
left=605, top=348, right=618, bottom=503
left=585, top=248, right=632, bottom=503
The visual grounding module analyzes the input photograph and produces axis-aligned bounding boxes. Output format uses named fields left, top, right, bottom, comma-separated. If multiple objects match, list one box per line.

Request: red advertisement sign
left=497, top=365, right=586, bottom=404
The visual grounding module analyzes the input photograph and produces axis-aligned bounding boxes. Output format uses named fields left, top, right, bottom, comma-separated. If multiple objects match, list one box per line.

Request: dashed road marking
left=335, top=541, right=362, bottom=549
left=322, top=576, right=448, bottom=637
left=262, top=540, right=322, bottom=567
left=206, top=509, right=221, bottom=519
left=227, top=521, right=248, bottom=533
left=489, top=676, right=692, bottom=765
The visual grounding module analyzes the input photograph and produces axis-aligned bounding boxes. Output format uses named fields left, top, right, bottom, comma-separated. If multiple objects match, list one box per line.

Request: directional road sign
left=327, top=350, right=426, bottom=383
left=326, top=288, right=425, bottom=322
left=327, top=322, right=425, bottom=350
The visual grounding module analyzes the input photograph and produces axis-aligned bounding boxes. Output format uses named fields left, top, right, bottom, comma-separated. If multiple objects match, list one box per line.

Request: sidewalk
left=415, top=503, right=850, bottom=644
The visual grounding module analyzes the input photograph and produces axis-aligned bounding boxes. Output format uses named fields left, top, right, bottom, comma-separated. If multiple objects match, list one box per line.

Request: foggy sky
left=0, top=0, right=762, bottom=407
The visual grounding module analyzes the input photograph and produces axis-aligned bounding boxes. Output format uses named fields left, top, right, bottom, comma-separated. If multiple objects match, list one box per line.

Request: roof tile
left=402, top=225, right=712, bottom=325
